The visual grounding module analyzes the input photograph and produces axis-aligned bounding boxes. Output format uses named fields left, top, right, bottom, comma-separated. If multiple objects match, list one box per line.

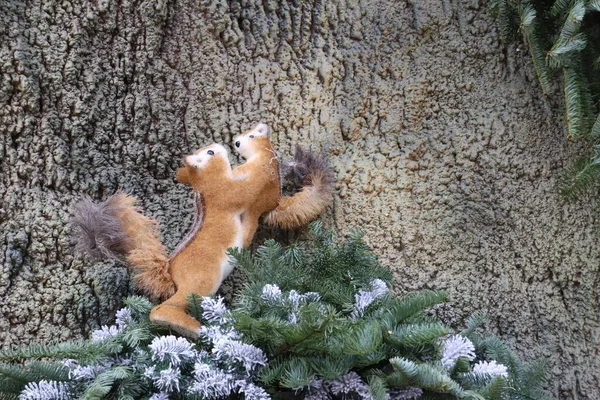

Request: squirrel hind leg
left=71, top=194, right=130, bottom=261
left=150, top=302, right=202, bottom=339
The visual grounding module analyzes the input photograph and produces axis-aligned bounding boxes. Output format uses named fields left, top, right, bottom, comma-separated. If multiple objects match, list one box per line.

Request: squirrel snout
left=235, top=141, right=240, bottom=148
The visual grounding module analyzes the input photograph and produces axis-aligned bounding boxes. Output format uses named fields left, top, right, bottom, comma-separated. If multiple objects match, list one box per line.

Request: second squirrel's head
left=176, top=144, right=231, bottom=187
left=233, top=123, right=271, bottom=159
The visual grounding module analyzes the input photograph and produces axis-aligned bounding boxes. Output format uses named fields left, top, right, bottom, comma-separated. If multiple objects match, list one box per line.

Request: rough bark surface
left=1, top=0, right=598, bottom=397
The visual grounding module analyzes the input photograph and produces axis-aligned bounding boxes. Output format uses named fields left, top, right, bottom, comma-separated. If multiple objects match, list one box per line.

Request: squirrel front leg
left=239, top=209, right=261, bottom=248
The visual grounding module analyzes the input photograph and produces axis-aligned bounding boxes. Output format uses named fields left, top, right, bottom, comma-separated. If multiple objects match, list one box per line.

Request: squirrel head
left=233, top=123, right=271, bottom=159
left=176, top=144, right=232, bottom=188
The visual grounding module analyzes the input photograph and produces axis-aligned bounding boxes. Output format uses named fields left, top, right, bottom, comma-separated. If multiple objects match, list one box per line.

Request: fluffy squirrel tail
left=71, top=192, right=175, bottom=300
left=264, top=146, right=335, bottom=229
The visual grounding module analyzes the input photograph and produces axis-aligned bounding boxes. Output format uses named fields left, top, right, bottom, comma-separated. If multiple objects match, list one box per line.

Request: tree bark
left=1, top=0, right=598, bottom=397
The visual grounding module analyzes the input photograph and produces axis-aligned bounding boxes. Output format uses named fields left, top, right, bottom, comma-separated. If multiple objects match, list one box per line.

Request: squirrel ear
left=176, top=167, right=191, bottom=185
left=254, top=123, right=270, bottom=137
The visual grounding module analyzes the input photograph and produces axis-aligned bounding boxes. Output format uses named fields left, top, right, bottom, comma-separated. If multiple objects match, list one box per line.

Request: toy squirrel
left=232, top=123, right=334, bottom=245
left=72, top=126, right=333, bottom=336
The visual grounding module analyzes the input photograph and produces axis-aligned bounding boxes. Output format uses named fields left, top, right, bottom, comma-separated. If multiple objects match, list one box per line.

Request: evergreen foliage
left=490, top=0, right=600, bottom=201
left=0, top=224, right=553, bottom=399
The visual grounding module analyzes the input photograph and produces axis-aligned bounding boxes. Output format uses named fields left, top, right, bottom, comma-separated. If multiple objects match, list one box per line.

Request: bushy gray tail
left=264, top=146, right=335, bottom=229
left=71, top=195, right=130, bottom=261
left=71, top=193, right=175, bottom=300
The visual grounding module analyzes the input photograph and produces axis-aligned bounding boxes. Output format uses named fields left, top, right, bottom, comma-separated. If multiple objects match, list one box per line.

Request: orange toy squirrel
left=73, top=144, right=258, bottom=337
left=232, top=123, right=334, bottom=246
left=72, top=127, right=334, bottom=336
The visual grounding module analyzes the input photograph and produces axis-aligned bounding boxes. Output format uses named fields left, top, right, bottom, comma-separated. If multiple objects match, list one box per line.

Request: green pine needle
left=551, top=0, right=575, bottom=17
left=386, top=323, right=449, bottom=348
left=280, top=358, right=313, bottom=389
left=0, top=339, right=122, bottom=363
left=187, top=292, right=204, bottom=322
left=563, top=67, right=588, bottom=139
left=558, top=156, right=600, bottom=200
left=367, top=374, right=388, bottom=400
left=461, top=310, right=489, bottom=338
left=519, top=4, right=553, bottom=95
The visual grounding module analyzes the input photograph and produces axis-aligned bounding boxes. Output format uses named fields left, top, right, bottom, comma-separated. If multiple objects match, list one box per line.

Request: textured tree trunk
left=1, top=0, right=598, bottom=397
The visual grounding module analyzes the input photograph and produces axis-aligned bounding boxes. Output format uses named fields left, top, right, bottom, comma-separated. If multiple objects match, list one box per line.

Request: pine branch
left=551, top=0, right=575, bottom=17
left=81, top=366, right=133, bottom=400
left=379, top=290, right=448, bottom=327
left=461, top=311, right=489, bottom=338
left=491, top=0, right=519, bottom=41
left=187, top=292, right=204, bottom=322
left=279, top=358, right=313, bottom=389
left=557, top=1, right=586, bottom=41
left=558, top=156, right=600, bottom=200
left=591, top=112, right=600, bottom=138
left=123, top=296, right=152, bottom=318
left=519, top=4, right=553, bottom=95
left=309, top=355, right=355, bottom=380
left=563, top=66, right=588, bottom=139
left=0, top=339, right=122, bottom=363
left=386, top=323, right=449, bottom=348
left=478, top=376, right=508, bottom=400
left=367, top=374, right=388, bottom=400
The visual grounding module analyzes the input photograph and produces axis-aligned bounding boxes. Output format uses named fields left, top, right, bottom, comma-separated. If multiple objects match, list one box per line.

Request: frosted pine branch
left=115, top=307, right=133, bottom=329
left=472, top=360, right=509, bottom=377
left=201, top=296, right=231, bottom=324
left=351, top=279, right=389, bottom=320
left=441, top=335, right=475, bottom=369
left=91, top=325, right=121, bottom=342
left=149, top=335, right=197, bottom=366
left=148, top=392, right=170, bottom=400
left=153, top=366, right=182, bottom=393
left=237, top=381, right=271, bottom=400
left=212, top=338, right=267, bottom=373
left=19, top=380, right=71, bottom=400
left=261, top=284, right=283, bottom=304
left=188, top=362, right=237, bottom=398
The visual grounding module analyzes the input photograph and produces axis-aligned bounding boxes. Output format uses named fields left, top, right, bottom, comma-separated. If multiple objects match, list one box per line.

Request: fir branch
left=479, top=376, right=509, bottom=400
left=280, top=358, right=313, bottom=389
left=80, top=366, right=133, bottom=400
left=187, top=293, right=204, bottom=322
left=366, top=374, right=388, bottom=400
left=123, top=296, right=152, bottom=318
left=589, top=0, right=600, bottom=11
left=557, top=1, right=586, bottom=41
left=547, top=33, right=587, bottom=68
left=519, top=4, right=553, bottom=95
left=309, top=356, right=355, bottom=380
left=520, top=358, right=553, bottom=398
left=0, top=339, right=121, bottom=363
left=386, top=323, right=449, bottom=348
left=379, top=290, right=448, bottom=327
left=460, top=310, right=489, bottom=338
left=564, top=67, right=588, bottom=139
left=491, top=0, right=519, bottom=41
left=389, top=357, right=475, bottom=398
left=591, top=112, right=600, bottom=138
left=551, top=0, right=575, bottom=17
left=558, top=156, right=600, bottom=200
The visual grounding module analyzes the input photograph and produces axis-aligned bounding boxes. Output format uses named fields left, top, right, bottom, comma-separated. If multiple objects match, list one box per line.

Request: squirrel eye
left=207, top=150, right=215, bottom=155
left=249, top=135, right=255, bottom=138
